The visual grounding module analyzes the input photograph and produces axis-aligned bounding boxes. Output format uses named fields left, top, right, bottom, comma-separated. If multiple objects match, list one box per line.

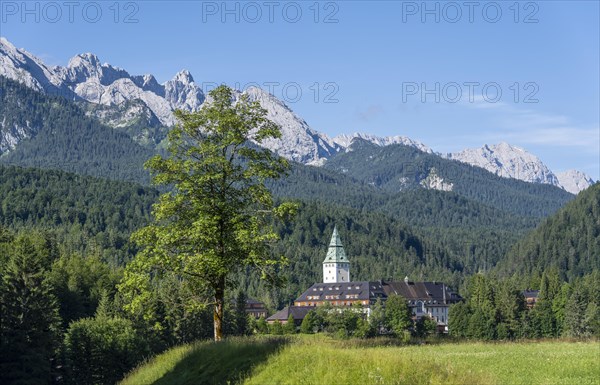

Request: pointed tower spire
left=323, top=226, right=350, bottom=283
left=329, top=226, right=343, bottom=247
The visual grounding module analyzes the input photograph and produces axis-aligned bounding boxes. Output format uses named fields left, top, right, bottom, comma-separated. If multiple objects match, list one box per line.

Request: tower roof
left=323, top=226, right=349, bottom=263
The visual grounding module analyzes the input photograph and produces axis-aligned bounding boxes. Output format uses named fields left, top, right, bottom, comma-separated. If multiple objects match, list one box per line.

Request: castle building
left=322, top=226, right=350, bottom=283
left=267, top=226, right=463, bottom=332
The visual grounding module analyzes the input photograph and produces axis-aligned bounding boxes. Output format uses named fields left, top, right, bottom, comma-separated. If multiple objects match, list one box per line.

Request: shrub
left=270, top=320, right=283, bottom=335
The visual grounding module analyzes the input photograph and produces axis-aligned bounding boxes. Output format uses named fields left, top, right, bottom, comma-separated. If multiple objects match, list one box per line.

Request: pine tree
left=494, top=283, right=525, bottom=338
left=539, top=268, right=561, bottom=302
left=552, top=283, right=571, bottom=336
left=0, top=234, right=61, bottom=385
left=448, top=302, right=471, bottom=338
left=584, top=302, right=600, bottom=337
left=467, top=308, right=496, bottom=340
left=64, top=315, right=144, bottom=385
left=532, top=300, right=556, bottom=337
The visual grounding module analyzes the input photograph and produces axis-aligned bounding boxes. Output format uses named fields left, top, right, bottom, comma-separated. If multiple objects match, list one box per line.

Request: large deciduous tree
left=385, top=294, right=412, bottom=336
left=119, top=85, right=294, bottom=341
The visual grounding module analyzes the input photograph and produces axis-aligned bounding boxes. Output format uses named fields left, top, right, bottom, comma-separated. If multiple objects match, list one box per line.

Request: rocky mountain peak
left=172, top=69, right=194, bottom=84
left=447, top=143, right=568, bottom=190
left=333, top=132, right=432, bottom=154
left=68, top=52, right=101, bottom=68
left=0, top=37, right=20, bottom=57
left=556, top=170, right=595, bottom=195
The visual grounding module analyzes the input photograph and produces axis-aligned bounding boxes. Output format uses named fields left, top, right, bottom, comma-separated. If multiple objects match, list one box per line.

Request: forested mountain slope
left=0, top=165, right=157, bottom=264
left=270, top=161, right=539, bottom=274
left=324, top=139, right=574, bottom=218
left=0, top=77, right=153, bottom=183
left=0, top=165, right=479, bottom=301
left=497, top=183, right=600, bottom=281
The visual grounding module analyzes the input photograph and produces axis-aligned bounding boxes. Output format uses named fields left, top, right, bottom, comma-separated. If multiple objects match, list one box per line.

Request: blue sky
left=1, top=1, right=599, bottom=178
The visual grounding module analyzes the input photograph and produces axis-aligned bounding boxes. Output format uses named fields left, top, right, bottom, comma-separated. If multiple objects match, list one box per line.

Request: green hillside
left=0, top=164, right=157, bottom=265
left=497, top=183, right=600, bottom=281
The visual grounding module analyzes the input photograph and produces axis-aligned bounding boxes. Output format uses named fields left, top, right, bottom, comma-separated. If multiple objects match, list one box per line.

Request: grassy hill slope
left=121, top=336, right=600, bottom=385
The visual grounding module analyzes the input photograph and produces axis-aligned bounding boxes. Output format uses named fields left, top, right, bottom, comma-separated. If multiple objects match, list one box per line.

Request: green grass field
left=121, top=336, right=600, bottom=385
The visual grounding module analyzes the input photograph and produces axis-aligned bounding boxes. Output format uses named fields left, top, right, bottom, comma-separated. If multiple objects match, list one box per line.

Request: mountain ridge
left=0, top=37, right=593, bottom=193
left=445, top=142, right=594, bottom=194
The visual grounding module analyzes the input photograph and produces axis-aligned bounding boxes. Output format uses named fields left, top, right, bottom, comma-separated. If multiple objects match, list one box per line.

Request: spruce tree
left=564, top=285, right=588, bottom=337
left=234, top=290, right=249, bottom=336
left=0, top=234, right=61, bottom=385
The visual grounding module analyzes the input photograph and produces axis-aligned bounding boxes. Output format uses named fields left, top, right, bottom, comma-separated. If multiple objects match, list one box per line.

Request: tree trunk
left=214, top=277, right=225, bottom=341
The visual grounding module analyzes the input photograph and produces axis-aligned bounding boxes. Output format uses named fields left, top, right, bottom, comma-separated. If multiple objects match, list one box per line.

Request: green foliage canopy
left=119, top=85, right=295, bottom=341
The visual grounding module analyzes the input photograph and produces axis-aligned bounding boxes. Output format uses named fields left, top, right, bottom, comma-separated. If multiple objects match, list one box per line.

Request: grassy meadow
left=121, top=336, right=600, bottom=385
